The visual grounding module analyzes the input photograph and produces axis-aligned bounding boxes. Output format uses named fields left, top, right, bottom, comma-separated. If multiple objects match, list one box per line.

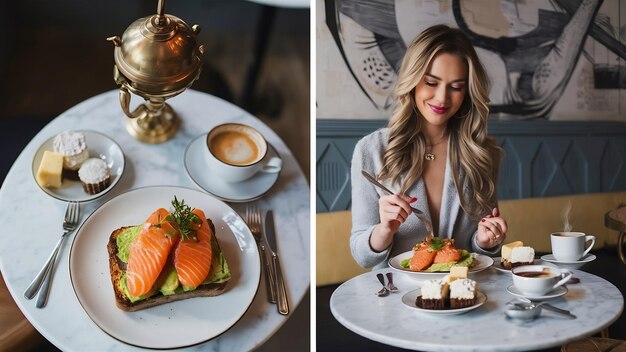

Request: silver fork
left=246, top=204, right=277, bottom=303
left=361, top=170, right=433, bottom=236
left=24, top=202, right=80, bottom=308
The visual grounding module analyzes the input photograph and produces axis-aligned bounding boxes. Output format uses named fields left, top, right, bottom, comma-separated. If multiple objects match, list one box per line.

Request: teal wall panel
left=316, top=120, right=626, bottom=213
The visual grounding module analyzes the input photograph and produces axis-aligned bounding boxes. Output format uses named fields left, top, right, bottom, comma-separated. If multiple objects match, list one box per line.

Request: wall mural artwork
left=321, top=0, right=625, bottom=120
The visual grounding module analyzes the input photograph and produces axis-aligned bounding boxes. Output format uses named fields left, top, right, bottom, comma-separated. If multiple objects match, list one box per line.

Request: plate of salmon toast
left=388, top=237, right=493, bottom=280
left=69, top=186, right=260, bottom=349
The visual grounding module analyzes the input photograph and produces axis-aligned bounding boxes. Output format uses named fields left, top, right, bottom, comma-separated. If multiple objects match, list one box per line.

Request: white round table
left=0, top=89, right=310, bottom=351
left=331, top=267, right=623, bottom=351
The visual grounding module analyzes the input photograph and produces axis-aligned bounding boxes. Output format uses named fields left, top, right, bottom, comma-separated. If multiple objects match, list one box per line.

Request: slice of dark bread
left=107, top=220, right=229, bottom=312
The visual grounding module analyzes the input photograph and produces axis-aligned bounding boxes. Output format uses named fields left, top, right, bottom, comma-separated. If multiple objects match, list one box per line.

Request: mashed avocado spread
left=116, top=224, right=231, bottom=302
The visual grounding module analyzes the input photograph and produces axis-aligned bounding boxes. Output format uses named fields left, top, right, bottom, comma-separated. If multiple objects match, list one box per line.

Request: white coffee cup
left=511, top=265, right=572, bottom=296
left=550, top=232, right=595, bottom=262
left=206, top=123, right=282, bottom=182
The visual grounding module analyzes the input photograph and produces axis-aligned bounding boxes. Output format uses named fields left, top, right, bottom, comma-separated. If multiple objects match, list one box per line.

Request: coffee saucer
left=540, top=254, right=596, bottom=270
left=506, top=285, right=568, bottom=301
left=184, top=133, right=281, bottom=203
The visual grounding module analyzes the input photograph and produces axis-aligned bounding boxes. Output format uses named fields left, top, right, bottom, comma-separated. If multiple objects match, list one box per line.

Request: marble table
left=0, top=89, right=309, bottom=351
left=331, top=268, right=624, bottom=352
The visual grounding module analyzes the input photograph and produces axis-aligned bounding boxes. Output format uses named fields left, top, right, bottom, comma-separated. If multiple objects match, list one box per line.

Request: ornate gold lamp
left=107, top=0, right=204, bottom=143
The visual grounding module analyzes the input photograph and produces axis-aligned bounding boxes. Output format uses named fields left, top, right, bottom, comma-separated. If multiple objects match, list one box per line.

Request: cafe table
left=331, top=267, right=624, bottom=352
left=0, top=89, right=310, bottom=351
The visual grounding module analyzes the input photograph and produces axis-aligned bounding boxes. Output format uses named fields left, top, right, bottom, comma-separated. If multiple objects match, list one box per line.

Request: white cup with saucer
left=511, top=265, right=572, bottom=296
left=206, top=123, right=282, bottom=182
left=550, top=232, right=595, bottom=262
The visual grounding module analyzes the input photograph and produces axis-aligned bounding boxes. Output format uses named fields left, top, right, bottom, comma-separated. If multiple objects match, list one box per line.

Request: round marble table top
left=0, top=89, right=310, bottom=351
left=331, top=267, right=623, bottom=352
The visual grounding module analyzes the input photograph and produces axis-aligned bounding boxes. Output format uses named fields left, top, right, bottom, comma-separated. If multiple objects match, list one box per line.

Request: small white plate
left=31, top=130, right=124, bottom=203
left=540, top=254, right=596, bottom=270
left=492, top=257, right=546, bottom=273
left=184, top=133, right=280, bottom=203
left=401, top=289, right=487, bottom=315
left=69, top=186, right=261, bottom=349
left=388, top=251, right=493, bottom=280
left=506, top=285, right=568, bottom=301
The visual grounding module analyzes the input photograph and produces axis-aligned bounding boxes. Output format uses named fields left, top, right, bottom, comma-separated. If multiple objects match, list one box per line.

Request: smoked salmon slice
left=433, top=241, right=461, bottom=263
left=174, top=209, right=213, bottom=289
left=409, top=245, right=436, bottom=271
left=126, top=209, right=178, bottom=297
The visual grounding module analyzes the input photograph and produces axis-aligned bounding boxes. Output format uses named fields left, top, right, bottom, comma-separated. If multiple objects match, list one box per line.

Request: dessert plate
left=69, top=186, right=261, bottom=349
left=31, top=130, right=125, bottom=203
left=506, top=285, right=568, bottom=301
left=540, top=254, right=596, bottom=270
left=388, top=251, right=493, bottom=280
left=401, top=289, right=487, bottom=315
left=492, top=257, right=548, bottom=273
left=184, top=133, right=281, bottom=203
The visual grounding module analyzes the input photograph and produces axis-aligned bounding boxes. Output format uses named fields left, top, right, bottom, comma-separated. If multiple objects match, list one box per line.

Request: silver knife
left=264, top=210, right=289, bottom=315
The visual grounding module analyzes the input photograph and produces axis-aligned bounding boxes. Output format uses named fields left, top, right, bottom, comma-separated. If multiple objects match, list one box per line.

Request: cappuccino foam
left=210, top=130, right=261, bottom=166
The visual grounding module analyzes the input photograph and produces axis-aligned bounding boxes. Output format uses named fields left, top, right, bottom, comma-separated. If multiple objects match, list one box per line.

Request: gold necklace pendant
left=425, top=153, right=435, bottom=161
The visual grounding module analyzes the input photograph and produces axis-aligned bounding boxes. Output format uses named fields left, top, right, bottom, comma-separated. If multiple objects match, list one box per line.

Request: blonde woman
left=350, top=25, right=508, bottom=269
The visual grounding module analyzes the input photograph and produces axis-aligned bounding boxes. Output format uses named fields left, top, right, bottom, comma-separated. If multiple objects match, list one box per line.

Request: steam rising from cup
left=561, top=201, right=572, bottom=232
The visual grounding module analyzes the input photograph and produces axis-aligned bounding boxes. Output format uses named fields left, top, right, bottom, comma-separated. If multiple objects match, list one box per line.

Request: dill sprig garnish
left=165, top=196, right=201, bottom=241
left=428, top=237, right=445, bottom=252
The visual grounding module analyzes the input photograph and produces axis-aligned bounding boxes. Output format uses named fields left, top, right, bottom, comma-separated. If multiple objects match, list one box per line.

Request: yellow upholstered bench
left=316, top=192, right=626, bottom=286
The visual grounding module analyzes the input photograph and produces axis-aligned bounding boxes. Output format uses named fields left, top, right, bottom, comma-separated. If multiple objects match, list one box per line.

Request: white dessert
left=501, top=241, right=523, bottom=261
left=450, top=279, right=476, bottom=300
left=511, top=246, right=535, bottom=265
left=501, top=241, right=534, bottom=268
left=450, top=278, right=477, bottom=309
left=421, top=279, right=449, bottom=300
left=36, top=151, right=64, bottom=188
left=419, top=279, right=449, bottom=309
left=78, top=158, right=111, bottom=194
left=53, top=130, right=88, bottom=170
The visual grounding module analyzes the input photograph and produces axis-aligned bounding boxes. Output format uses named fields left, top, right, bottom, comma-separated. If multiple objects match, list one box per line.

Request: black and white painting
left=317, top=0, right=625, bottom=120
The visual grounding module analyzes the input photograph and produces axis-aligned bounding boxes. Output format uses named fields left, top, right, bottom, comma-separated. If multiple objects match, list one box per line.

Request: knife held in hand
left=264, top=210, right=289, bottom=315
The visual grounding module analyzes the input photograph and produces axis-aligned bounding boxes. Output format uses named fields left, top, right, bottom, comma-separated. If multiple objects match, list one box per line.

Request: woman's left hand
left=476, top=208, right=508, bottom=248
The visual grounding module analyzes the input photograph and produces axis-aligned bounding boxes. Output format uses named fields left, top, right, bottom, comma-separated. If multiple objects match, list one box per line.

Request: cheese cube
left=36, top=151, right=64, bottom=188
left=501, top=241, right=524, bottom=261
left=450, top=266, right=469, bottom=280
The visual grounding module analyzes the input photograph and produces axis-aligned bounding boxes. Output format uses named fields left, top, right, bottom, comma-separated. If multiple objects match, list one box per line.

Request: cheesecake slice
left=419, top=279, right=449, bottom=309
left=501, top=241, right=534, bottom=269
left=450, top=278, right=477, bottom=309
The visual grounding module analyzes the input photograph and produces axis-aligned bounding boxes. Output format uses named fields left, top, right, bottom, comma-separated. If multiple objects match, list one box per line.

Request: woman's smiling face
left=413, top=52, right=468, bottom=127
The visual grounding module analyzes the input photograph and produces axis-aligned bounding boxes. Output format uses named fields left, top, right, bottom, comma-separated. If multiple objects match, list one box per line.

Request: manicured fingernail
left=410, top=197, right=417, bottom=203
left=481, top=219, right=485, bottom=222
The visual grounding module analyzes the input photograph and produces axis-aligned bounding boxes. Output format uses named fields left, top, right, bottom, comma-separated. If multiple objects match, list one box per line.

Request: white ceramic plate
left=184, top=133, right=280, bottom=203
left=401, top=289, right=487, bottom=315
left=388, top=251, right=493, bottom=280
left=506, top=285, right=568, bottom=301
left=69, top=186, right=261, bottom=349
left=31, top=130, right=124, bottom=202
left=540, top=254, right=596, bottom=270
left=492, top=257, right=548, bottom=273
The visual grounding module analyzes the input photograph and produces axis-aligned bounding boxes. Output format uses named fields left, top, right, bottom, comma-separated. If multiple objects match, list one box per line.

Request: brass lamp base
left=125, top=103, right=180, bottom=143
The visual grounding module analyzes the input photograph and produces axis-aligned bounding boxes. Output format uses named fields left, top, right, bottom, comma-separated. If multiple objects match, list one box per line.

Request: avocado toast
left=107, top=198, right=231, bottom=312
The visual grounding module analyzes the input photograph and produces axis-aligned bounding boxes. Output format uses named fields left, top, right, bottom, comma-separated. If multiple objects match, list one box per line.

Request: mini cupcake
left=78, top=158, right=111, bottom=194
left=53, top=130, right=89, bottom=170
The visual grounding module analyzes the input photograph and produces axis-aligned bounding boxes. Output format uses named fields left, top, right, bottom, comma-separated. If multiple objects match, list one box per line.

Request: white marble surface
left=331, top=268, right=624, bottom=352
left=0, top=89, right=310, bottom=351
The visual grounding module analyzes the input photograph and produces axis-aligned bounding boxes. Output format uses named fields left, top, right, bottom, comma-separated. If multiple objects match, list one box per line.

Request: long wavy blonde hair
left=378, top=25, right=501, bottom=219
